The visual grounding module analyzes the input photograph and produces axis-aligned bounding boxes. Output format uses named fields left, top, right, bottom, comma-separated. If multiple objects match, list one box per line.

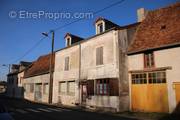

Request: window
left=131, top=73, right=147, bottom=84
left=87, top=80, right=94, bottom=96
left=131, top=71, right=166, bottom=84
left=20, top=77, right=23, bottom=84
left=30, top=83, right=34, bottom=93
left=96, top=79, right=109, bottom=95
left=16, top=77, right=18, bottom=85
left=25, top=84, right=30, bottom=93
left=43, top=83, right=49, bottom=94
left=97, top=23, right=103, bottom=34
left=144, top=52, right=154, bottom=68
left=67, top=81, right=75, bottom=95
left=66, top=38, right=71, bottom=47
left=24, top=84, right=26, bottom=92
left=96, top=46, right=103, bottom=65
left=64, top=57, right=70, bottom=71
left=148, top=71, right=166, bottom=84
left=59, top=82, right=66, bottom=93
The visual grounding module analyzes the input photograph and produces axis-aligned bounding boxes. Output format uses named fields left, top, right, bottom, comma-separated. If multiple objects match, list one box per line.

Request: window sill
left=129, top=66, right=172, bottom=73
left=67, top=93, right=75, bottom=96
left=95, top=64, right=104, bottom=68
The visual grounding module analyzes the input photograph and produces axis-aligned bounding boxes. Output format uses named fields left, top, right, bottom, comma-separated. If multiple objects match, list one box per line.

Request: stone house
left=23, top=54, right=54, bottom=103
left=6, top=61, right=31, bottom=98
left=127, top=3, right=180, bottom=113
left=53, top=17, right=140, bottom=112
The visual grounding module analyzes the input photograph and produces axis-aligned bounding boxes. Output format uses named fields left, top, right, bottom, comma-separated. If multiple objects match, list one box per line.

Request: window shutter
left=64, top=57, right=69, bottom=71
left=100, top=47, right=103, bottom=65
left=109, top=79, right=119, bottom=96
left=96, top=47, right=103, bottom=65
left=87, top=80, right=94, bottom=96
left=96, top=48, right=100, bottom=65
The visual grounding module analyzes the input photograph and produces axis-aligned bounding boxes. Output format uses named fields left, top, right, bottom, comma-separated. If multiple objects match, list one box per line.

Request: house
left=0, top=81, right=6, bottom=93
left=53, top=16, right=140, bottom=112
left=127, top=3, right=180, bottom=113
left=6, top=61, right=31, bottom=98
left=53, top=33, right=83, bottom=106
left=23, top=54, right=54, bottom=103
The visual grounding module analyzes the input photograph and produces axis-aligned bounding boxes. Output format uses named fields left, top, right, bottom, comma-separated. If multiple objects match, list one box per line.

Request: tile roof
left=128, top=2, right=180, bottom=54
left=24, top=53, right=55, bottom=78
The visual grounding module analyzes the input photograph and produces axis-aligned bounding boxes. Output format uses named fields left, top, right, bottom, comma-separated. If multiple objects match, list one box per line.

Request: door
left=174, top=83, right=180, bottom=106
left=82, top=84, right=87, bottom=103
left=131, top=72, right=169, bottom=113
left=35, top=83, right=42, bottom=102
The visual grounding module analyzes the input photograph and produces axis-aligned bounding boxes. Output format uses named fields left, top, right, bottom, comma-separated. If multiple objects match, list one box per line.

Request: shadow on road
left=159, top=102, right=180, bottom=120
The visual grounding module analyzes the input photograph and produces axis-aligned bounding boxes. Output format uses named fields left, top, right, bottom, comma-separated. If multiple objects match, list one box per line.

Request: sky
left=0, top=0, right=178, bottom=81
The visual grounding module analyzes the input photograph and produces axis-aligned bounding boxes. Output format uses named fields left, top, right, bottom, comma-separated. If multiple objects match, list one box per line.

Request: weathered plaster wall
left=155, top=47, right=180, bottom=113
left=81, top=31, right=118, bottom=80
left=15, top=71, right=24, bottom=98
left=53, top=45, right=80, bottom=105
left=23, top=74, right=50, bottom=103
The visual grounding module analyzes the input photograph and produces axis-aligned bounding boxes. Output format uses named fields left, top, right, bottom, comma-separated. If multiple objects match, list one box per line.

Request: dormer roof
left=94, top=17, right=119, bottom=28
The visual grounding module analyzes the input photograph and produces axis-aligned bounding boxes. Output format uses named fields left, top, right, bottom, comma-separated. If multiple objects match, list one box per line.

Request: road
left=0, top=94, right=136, bottom=120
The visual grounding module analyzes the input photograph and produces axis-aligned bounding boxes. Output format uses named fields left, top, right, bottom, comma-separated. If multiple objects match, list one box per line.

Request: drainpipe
left=116, top=29, right=121, bottom=112
left=78, top=44, right=81, bottom=105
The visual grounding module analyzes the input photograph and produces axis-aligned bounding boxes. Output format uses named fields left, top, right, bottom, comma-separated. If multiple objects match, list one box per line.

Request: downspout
left=78, top=43, right=81, bottom=105
left=116, top=29, right=121, bottom=112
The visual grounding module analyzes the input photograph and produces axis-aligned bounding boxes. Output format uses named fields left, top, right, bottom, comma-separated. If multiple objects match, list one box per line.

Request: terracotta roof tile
left=24, top=53, right=55, bottom=78
left=128, top=2, right=180, bottom=54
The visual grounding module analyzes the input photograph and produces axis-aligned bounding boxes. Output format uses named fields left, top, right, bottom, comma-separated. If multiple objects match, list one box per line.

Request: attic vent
left=161, top=25, right=166, bottom=30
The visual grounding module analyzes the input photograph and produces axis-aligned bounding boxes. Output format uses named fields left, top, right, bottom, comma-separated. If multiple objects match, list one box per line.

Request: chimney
left=137, top=8, right=148, bottom=22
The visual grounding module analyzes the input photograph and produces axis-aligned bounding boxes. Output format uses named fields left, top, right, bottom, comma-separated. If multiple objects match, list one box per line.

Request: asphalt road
left=0, top=94, right=136, bottom=120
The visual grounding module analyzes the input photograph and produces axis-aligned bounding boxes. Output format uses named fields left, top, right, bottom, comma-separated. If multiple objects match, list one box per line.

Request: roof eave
left=127, top=42, right=180, bottom=55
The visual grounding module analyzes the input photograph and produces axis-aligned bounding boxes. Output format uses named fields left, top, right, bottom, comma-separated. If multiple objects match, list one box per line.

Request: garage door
left=174, top=83, right=180, bottom=105
left=131, top=71, right=169, bottom=113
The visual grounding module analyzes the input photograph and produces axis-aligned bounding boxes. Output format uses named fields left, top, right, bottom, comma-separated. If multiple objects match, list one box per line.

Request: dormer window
left=64, top=33, right=83, bottom=47
left=95, top=17, right=119, bottom=35
left=66, top=38, right=71, bottom=47
left=97, top=23, right=104, bottom=34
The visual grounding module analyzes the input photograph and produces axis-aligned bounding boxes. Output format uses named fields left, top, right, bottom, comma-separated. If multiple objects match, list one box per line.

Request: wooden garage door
left=174, top=83, right=180, bottom=105
left=131, top=71, right=169, bottom=113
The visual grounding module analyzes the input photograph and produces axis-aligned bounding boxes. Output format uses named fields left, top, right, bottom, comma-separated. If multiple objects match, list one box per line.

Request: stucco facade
left=23, top=74, right=50, bottom=103
left=7, top=72, right=24, bottom=98
left=53, top=22, right=138, bottom=112
left=53, top=45, right=80, bottom=106
left=80, top=31, right=119, bottom=111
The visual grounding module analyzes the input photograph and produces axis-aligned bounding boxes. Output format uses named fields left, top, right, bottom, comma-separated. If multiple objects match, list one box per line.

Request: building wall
left=80, top=31, right=120, bottom=111
left=53, top=45, right=80, bottom=106
left=155, top=47, right=180, bottom=113
left=128, top=47, right=180, bottom=113
left=23, top=74, right=50, bottom=103
left=6, top=74, right=18, bottom=98
left=15, top=71, right=24, bottom=98
left=53, top=28, right=135, bottom=111
left=81, top=31, right=118, bottom=80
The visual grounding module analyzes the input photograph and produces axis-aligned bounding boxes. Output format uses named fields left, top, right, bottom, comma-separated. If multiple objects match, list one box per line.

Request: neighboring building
left=128, top=3, right=180, bottom=113
left=7, top=64, right=19, bottom=97
left=6, top=61, right=31, bottom=98
left=53, top=33, right=83, bottom=106
left=0, top=81, right=6, bottom=93
left=53, top=17, right=140, bottom=112
left=23, top=54, right=54, bottom=103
